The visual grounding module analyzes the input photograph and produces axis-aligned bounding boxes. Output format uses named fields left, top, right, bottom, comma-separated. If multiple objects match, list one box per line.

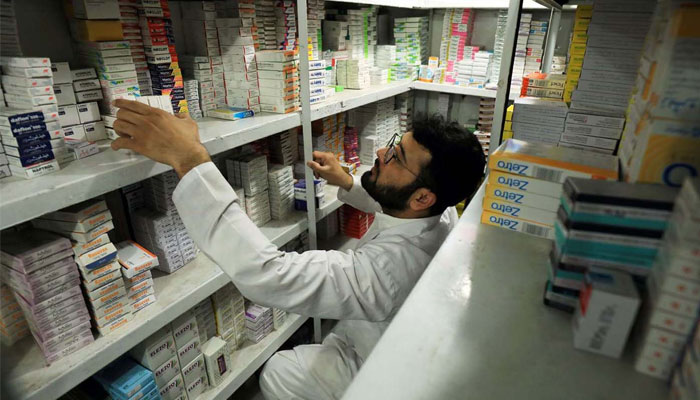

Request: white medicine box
left=77, top=102, right=101, bottom=123
left=572, top=269, right=640, bottom=358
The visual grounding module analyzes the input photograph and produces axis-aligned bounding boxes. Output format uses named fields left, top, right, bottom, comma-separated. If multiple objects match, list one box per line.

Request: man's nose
left=377, top=147, right=387, bottom=163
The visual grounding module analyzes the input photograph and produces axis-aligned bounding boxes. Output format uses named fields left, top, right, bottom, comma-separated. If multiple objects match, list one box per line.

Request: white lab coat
left=172, top=162, right=457, bottom=399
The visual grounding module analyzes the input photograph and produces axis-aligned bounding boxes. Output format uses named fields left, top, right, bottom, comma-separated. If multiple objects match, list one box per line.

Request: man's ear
left=409, top=188, right=436, bottom=212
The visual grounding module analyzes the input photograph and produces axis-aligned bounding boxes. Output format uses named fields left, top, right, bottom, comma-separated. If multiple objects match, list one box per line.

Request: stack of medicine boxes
left=212, top=283, right=247, bottom=353
left=563, top=5, right=592, bottom=103
left=511, top=13, right=531, bottom=93
left=0, top=283, right=29, bottom=345
left=549, top=178, right=678, bottom=311
left=276, top=0, right=296, bottom=51
left=256, top=0, right=277, bottom=50
left=193, top=296, right=217, bottom=344
left=218, top=16, right=260, bottom=113
left=511, top=97, right=568, bottom=146
left=257, top=50, right=300, bottom=114
left=525, top=20, right=547, bottom=76
left=245, top=303, right=274, bottom=343
left=172, top=310, right=208, bottom=400
left=0, top=108, right=61, bottom=179
left=184, top=79, right=203, bottom=119
left=32, top=198, right=133, bottom=336
left=76, top=40, right=135, bottom=114
left=116, top=240, right=158, bottom=315
left=1, top=229, right=94, bottom=363
left=309, top=59, right=332, bottom=105
left=227, top=154, right=272, bottom=227
left=94, top=357, right=160, bottom=400
left=482, top=139, right=618, bottom=241
left=130, top=323, right=185, bottom=400
left=635, top=177, right=700, bottom=380
left=269, top=128, right=299, bottom=166
left=118, top=2, right=152, bottom=96
left=560, top=110, right=626, bottom=155
left=340, top=205, right=374, bottom=240
left=57, top=66, right=103, bottom=162
left=268, top=164, right=295, bottom=220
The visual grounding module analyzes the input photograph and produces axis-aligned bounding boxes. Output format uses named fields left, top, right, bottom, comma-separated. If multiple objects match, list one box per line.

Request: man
left=111, top=99, right=486, bottom=399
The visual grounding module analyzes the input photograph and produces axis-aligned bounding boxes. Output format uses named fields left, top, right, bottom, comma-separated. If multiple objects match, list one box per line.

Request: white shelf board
left=343, top=183, right=667, bottom=400
left=0, top=112, right=299, bottom=231
left=311, top=81, right=412, bottom=121
left=411, top=81, right=497, bottom=98
left=0, top=213, right=307, bottom=400
left=328, top=0, right=546, bottom=8
left=315, top=165, right=371, bottom=222
left=198, top=314, right=308, bottom=400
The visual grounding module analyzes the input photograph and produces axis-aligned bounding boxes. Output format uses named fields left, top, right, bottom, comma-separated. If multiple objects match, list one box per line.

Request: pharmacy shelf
left=311, top=81, right=412, bottom=121
left=0, top=113, right=300, bottom=231
left=315, top=165, right=372, bottom=222
left=0, top=213, right=307, bottom=400
left=343, top=184, right=667, bottom=400
left=198, top=314, right=308, bottom=400
left=411, top=81, right=498, bottom=98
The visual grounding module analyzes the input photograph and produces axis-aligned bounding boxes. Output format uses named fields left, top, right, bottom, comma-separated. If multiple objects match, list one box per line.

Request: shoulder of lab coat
left=172, top=162, right=419, bottom=322
left=336, top=174, right=382, bottom=214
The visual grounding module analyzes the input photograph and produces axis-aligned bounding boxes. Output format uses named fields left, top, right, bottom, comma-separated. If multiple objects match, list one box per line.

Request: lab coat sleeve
left=336, top=174, right=382, bottom=214
left=172, top=162, right=399, bottom=321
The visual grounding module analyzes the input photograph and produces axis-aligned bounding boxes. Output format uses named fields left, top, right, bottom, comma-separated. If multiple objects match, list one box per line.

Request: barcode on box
left=532, top=166, right=563, bottom=182
left=523, top=222, right=550, bottom=238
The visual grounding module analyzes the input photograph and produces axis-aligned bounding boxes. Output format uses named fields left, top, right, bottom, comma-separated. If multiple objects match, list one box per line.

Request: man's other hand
left=307, top=151, right=353, bottom=191
left=111, top=99, right=211, bottom=178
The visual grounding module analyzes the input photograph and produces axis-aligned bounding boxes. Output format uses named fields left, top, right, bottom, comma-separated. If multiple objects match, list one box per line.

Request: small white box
left=172, top=311, right=199, bottom=349
left=58, top=105, right=80, bottom=127
left=51, top=62, right=72, bottom=84
left=53, top=84, right=77, bottom=106
left=153, top=354, right=180, bottom=389
left=177, top=336, right=202, bottom=367
left=129, top=326, right=177, bottom=370
left=201, top=336, right=231, bottom=387
left=181, top=353, right=207, bottom=386
left=77, top=102, right=101, bottom=123
left=83, top=121, right=107, bottom=141
left=116, top=240, right=159, bottom=278
left=73, top=79, right=101, bottom=92
left=159, top=373, right=185, bottom=400
left=62, top=124, right=87, bottom=141
left=75, top=89, right=103, bottom=103
left=573, top=269, right=640, bottom=358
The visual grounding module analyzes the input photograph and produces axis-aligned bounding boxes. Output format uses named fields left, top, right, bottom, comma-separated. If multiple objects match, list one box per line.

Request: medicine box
left=572, top=268, right=640, bottom=358
left=153, top=353, right=180, bottom=388
left=171, top=311, right=199, bottom=349
left=481, top=210, right=554, bottom=240
left=93, top=357, right=155, bottom=399
left=130, top=326, right=177, bottom=370
left=201, top=336, right=231, bottom=387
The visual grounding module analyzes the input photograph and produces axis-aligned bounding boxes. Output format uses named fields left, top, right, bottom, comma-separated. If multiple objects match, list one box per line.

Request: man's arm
left=307, top=151, right=382, bottom=214
left=173, top=162, right=397, bottom=321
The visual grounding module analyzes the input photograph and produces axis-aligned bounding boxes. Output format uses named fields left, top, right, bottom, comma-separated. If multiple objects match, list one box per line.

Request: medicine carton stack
left=0, top=283, right=29, bottom=345
left=184, top=79, right=203, bottom=119
left=511, top=13, right=532, bottom=92
left=211, top=283, right=246, bottom=351
left=396, top=92, right=413, bottom=135
left=312, top=113, right=346, bottom=161
left=353, top=97, right=397, bottom=157
left=482, top=139, right=618, bottom=241
left=488, top=10, right=508, bottom=87
left=635, top=177, right=700, bottom=380
left=0, top=108, right=61, bottom=179
left=374, top=45, right=396, bottom=70
left=455, top=50, right=492, bottom=88
left=118, top=2, right=151, bottom=96
left=618, top=2, right=700, bottom=188
left=346, top=7, right=378, bottom=62
left=511, top=97, right=568, bottom=146
left=549, top=178, right=677, bottom=311
left=245, top=303, right=274, bottom=343
left=0, top=2, right=21, bottom=58
left=116, top=241, right=158, bottom=316
left=525, top=20, right=547, bottom=76
left=256, top=49, right=299, bottom=113
left=568, top=0, right=652, bottom=118
left=275, top=0, right=297, bottom=51
left=337, top=58, right=370, bottom=90
left=58, top=67, right=104, bottom=160
left=256, top=0, right=276, bottom=50
left=550, top=55, right=567, bottom=75
left=563, top=5, right=593, bottom=103
left=309, top=59, right=332, bottom=105
left=560, top=108, right=625, bottom=155
left=281, top=231, right=310, bottom=253
left=344, top=126, right=360, bottom=169
left=294, top=178, right=326, bottom=211
left=268, top=164, right=295, bottom=220
left=139, top=0, right=188, bottom=115
left=192, top=297, right=217, bottom=345
left=340, top=205, right=374, bottom=239
left=32, top=198, right=134, bottom=335
left=132, top=171, right=199, bottom=273
left=269, top=128, right=299, bottom=166
left=170, top=310, right=207, bottom=399
left=227, top=153, right=272, bottom=226
left=1, top=228, right=94, bottom=363
left=128, top=325, right=186, bottom=400
left=437, top=9, right=474, bottom=84
left=392, top=16, right=427, bottom=81
left=520, top=72, right=566, bottom=100
left=218, top=14, right=261, bottom=114
left=180, top=1, right=220, bottom=59
left=94, top=357, right=160, bottom=400
left=307, top=0, right=325, bottom=61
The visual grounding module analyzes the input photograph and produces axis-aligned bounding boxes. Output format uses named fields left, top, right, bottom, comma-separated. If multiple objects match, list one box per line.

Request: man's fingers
left=110, top=136, right=137, bottom=152
left=113, top=119, right=139, bottom=138
left=116, top=108, right=147, bottom=126
left=113, top=99, right=154, bottom=115
left=306, top=160, right=322, bottom=171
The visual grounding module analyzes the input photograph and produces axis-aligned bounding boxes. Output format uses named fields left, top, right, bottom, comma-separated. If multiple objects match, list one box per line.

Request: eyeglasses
left=384, top=133, right=420, bottom=178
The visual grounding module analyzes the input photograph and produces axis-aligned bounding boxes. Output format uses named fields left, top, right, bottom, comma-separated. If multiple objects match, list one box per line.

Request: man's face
left=361, top=131, right=432, bottom=212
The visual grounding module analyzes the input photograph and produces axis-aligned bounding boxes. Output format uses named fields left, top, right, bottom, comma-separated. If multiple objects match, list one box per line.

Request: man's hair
left=412, top=114, right=486, bottom=216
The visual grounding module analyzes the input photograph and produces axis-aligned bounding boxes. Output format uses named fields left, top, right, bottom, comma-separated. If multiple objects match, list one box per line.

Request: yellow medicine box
left=72, top=20, right=123, bottom=42
left=573, top=18, right=591, bottom=32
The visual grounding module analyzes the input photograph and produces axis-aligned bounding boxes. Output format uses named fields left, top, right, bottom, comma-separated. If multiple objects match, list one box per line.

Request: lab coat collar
left=370, top=212, right=443, bottom=239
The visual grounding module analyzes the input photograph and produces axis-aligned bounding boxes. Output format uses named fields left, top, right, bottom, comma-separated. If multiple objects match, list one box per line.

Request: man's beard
left=361, top=158, right=421, bottom=213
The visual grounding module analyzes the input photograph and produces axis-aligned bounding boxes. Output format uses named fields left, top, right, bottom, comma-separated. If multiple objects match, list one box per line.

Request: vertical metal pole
left=489, top=0, right=523, bottom=155
left=297, top=0, right=323, bottom=344
left=542, top=8, right=561, bottom=73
